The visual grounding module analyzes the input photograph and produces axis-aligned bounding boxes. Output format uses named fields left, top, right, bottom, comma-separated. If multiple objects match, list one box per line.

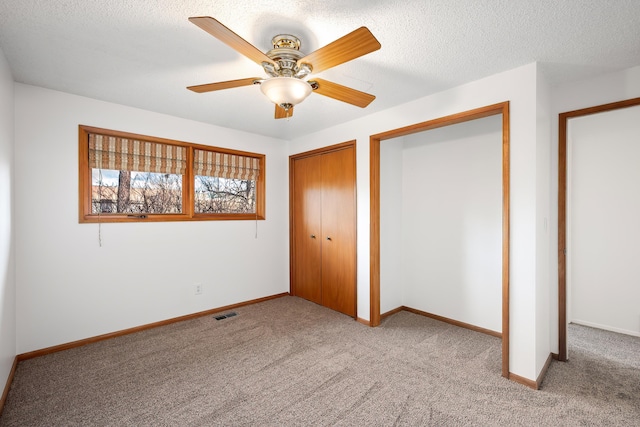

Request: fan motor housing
left=264, top=34, right=309, bottom=78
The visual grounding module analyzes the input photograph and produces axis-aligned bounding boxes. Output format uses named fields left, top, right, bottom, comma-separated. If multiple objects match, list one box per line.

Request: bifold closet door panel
left=321, top=147, right=357, bottom=317
left=292, top=154, right=323, bottom=304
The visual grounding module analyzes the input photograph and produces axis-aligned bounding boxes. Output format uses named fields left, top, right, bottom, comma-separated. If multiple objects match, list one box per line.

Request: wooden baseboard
left=508, top=372, right=538, bottom=389
left=358, top=306, right=403, bottom=326
left=17, top=292, right=290, bottom=362
left=0, top=356, right=18, bottom=417
left=380, top=306, right=404, bottom=320
left=535, top=353, right=556, bottom=389
left=356, top=317, right=371, bottom=326
left=507, top=353, right=558, bottom=390
left=401, top=306, right=502, bottom=338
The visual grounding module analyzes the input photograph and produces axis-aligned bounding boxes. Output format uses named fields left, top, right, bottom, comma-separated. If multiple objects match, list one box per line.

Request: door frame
left=369, top=102, right=511, bottom=378
left=557, top=96, right=640, bottom=361
left=289, top=140, right=357, bottom=316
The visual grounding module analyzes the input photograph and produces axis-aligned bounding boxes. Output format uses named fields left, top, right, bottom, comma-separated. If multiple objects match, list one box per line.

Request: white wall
left=535, top=70, right=552, bottom=374
left=290, top=62, right=549, bottom=381
left=400, top=116, right=502, bottom=332
left=379, top=137, right=404, bottom=314
left=14, top=84, right=290, bottom=354
left=0, top=48, right=16, bottom=391
left=568, top=105, right=640, bottom=336
left=550, top=65, right=640, bottom=353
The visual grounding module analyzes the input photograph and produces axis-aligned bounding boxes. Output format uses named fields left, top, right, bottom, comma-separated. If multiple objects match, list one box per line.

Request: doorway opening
left=558, top=97, right=640, bottom=361
left=370, top=102, right=510, bottom=378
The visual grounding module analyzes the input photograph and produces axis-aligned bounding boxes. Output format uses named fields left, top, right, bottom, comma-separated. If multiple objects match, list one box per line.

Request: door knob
left=326, top=236, right=332, bottom=241
left=310, top=234, right=316, bottom=239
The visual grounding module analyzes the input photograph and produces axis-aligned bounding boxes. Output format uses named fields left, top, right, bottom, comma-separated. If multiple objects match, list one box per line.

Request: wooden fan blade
left=275, top=105, right=294, bottom=119
left=187, top=77, right=260, bottom=93
left=297, top=27, right=380, bottom=74
left=189, top=16, right=274, bottom=66
left=310, top=78, right=375, bottom=108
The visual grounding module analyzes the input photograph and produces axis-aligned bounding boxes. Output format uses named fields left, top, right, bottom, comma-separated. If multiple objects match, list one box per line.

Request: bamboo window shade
left=88, top=133, right=187, bottom=174
left=193, top=149, right=260, bottom=180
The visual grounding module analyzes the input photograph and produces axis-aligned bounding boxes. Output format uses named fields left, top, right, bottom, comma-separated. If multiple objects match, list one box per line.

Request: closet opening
left=558, top=97, right=640, bottom=361
left=370, top=102, right=510, bottom=378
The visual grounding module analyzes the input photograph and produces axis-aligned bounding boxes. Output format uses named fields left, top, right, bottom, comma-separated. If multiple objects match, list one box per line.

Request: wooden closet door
left=321, top=147, right=356, bottom=316
left=292, top=154, right=323, bottom=304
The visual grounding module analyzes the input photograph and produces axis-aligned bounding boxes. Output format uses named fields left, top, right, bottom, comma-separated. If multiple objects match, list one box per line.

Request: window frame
left=79, top=125, right=265, bottom=223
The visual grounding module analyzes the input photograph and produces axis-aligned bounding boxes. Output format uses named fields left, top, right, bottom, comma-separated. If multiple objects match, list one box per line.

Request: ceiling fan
left=187, top=16, right=381, bottom=119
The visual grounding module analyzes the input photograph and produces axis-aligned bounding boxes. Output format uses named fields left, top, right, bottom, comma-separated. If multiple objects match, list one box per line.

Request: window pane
left=194, top=175, right=256, bottom=214
left=92, top=169, right=182, bottom=214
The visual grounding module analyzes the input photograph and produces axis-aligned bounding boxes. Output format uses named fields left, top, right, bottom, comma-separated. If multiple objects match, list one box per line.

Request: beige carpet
left=1, top=295, right=638, bottom=426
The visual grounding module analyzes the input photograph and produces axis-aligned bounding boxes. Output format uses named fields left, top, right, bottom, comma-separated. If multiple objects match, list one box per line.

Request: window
left=193, top=149, right=259, bottom=214
left=79, top=126, right=265, bottom=222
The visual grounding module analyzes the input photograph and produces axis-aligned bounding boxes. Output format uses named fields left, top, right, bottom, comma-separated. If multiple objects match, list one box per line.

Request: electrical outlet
left=194, top=283, right=203, bottom=295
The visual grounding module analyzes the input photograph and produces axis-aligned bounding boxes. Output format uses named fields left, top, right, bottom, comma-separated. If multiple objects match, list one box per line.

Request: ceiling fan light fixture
left=187, top=17, right=381, bottom=119
left=260, top=77, right=312, bottom=109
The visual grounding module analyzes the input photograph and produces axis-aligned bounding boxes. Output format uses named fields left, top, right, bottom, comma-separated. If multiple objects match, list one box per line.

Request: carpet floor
left=1, top=295, right=638, bottom=426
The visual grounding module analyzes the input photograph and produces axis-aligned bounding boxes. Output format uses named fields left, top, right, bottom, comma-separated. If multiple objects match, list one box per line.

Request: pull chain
left=255, top=208, right=258, bottom=239
left=98, top=170, right=103, bottom=247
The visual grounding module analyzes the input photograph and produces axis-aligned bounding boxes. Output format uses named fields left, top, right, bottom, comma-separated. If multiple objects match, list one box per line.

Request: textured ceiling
left=1, top=0, right=639, bottom=140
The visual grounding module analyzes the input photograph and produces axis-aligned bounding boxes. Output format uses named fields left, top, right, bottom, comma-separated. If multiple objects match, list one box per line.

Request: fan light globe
left=260, top=77, right=312, bottom=108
